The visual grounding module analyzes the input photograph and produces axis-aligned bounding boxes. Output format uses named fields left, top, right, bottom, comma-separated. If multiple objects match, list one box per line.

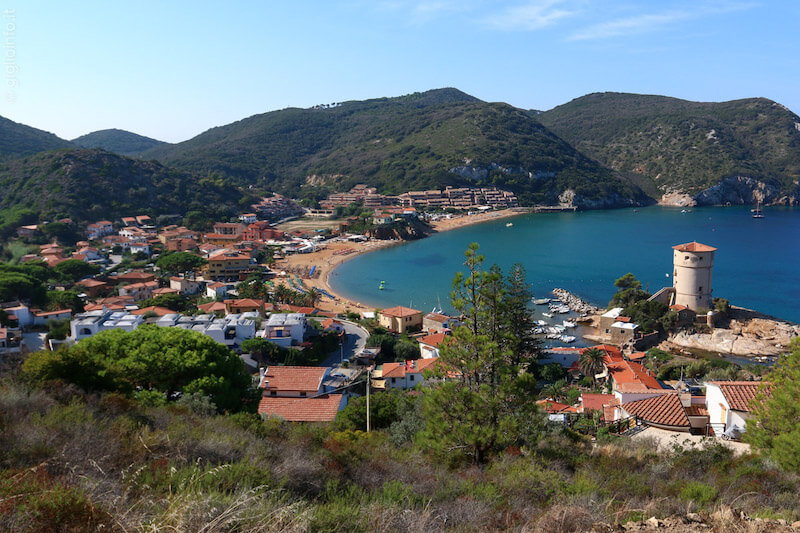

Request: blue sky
left=2, top=1, right=798, bottom=143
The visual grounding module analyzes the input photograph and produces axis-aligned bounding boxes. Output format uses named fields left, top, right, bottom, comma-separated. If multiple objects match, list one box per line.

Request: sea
left=329, top=206, right=800, bottom=326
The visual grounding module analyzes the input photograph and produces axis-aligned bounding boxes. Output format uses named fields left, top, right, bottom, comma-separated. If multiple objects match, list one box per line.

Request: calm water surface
left=329, top=206, right=800, bottom=323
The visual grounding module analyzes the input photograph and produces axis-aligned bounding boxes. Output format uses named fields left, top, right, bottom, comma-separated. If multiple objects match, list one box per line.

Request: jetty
left=552, top=288, right=600, bottom=314
left=533, top=205, right=578, bottom=213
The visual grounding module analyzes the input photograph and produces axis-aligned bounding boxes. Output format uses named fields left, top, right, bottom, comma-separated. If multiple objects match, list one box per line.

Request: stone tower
left=672, top=242, right=716, bottom=311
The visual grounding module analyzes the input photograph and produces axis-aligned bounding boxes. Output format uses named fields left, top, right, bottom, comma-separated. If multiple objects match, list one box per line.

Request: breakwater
left=552, top=288, right=601, bottom=314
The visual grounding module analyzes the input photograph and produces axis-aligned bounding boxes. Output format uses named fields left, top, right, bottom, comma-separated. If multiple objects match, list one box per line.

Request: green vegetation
left=422, top=243, right=543, bottom=464
left=747, top=338, right=800, bottom=472
left=539, top=92, right=800, bottom=197
left=0, top=115, right=72, bottom=159
left=0, top=148, right=256, bottom=227
left=155, top=251, right=207, bottom=274
left=71, top=128, right=167, bottom=156
left=22, top=325, right=254, bottom=412
left=142, top=89, right=648, bottom=208
left=609, top=272, right=676, bottom=333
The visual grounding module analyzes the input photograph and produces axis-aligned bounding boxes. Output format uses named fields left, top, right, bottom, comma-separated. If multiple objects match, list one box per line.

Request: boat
left=752, top=199, right=765, bottom=219
left=533, top=298, right=551, bottom=305
left=559, top=335, right=576, bottom=343
left=535, top=320, right=548, bottom=326
left=542, top=312, right=553, bottom=318
left=379, top=280, right=386, bottom=290
left=506, top=222, right=513, bottom=227
left=562, top=320, right=576, bottom=328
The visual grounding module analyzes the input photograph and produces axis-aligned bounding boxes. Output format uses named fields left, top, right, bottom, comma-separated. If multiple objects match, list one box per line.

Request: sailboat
left=752, top=199, right=765, bottom=219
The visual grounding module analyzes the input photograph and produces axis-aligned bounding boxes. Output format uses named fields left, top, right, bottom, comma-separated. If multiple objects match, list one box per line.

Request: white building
left=261, top=313, right=307, bottom=348
left=704, top=381, right=762, bottom=435
left=71, top=310, right=144, bottom=340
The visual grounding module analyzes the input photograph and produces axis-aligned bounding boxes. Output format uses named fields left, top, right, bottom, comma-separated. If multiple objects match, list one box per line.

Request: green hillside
left=0, top=149, right=253, bottom=226
left=538, top=92, right=800, bottom=198
left=0, top=115, right=73, bottom=159
left=72, top=128, right=167, bottom=156
left=143, top=88, right=648, bottom=207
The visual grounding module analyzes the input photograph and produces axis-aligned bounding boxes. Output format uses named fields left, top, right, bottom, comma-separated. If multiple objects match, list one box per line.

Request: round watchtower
left=672, top=242, right=716, bottom=312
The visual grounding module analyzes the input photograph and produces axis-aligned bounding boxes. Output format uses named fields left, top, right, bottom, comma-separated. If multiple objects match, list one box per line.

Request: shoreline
left=274, top=208, right=526, bottom=315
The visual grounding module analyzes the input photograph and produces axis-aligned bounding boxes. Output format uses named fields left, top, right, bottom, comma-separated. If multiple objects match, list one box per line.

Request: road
left=320, top=320, right=369, bottom=367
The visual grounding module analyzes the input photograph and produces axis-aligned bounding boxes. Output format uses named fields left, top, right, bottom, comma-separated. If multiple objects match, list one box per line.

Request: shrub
left=679, top=481, right=718, bottom=506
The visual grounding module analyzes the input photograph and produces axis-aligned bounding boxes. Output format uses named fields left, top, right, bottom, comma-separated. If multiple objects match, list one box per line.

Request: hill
left=0, top=115, right=73, bottom=159
left=72, top=128, right=167, bottom=156
left=538, top=92, right=800, bottom=205
left=143, top=88, right=649, bottom=208
left=0, top=149, right=252, bottom=229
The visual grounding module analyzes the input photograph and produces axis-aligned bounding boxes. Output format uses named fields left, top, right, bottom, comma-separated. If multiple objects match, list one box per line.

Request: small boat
left=752, top=199, right=765, bottom=218
left=379, top=280, right=386, bottom=290
left=535, top=320, right=548, bottom=326
left=533, top=298, right=551, bottom=305
left=555, top=305, right=571, bottom=314
left=562, top=320, right=576, bottom=328
left=542, top=312, right=553, bottom=318
left=559, top=335, right=576, bottom=343
left=506, top=222, right=513, bottom=227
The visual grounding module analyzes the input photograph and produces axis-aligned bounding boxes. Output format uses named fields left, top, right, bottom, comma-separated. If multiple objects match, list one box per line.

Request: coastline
left=274, top=208, right=526, bottom=314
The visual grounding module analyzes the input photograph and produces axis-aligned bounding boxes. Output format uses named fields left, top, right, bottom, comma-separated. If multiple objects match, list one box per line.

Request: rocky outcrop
left=558, top=188, right=648, bottom=209
left=367, top=219, right=431, bottom=241
left=693, top=176, right=800, bottom=206
left=666, top=316, right=799, bottom=356
left=658, top=190, right=696, bottom=207
left=552, top=288, right=601, bottom=314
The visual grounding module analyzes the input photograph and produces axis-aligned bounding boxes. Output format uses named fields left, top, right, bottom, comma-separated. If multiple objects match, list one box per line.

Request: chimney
left=679, top=391, right=692, bottom=407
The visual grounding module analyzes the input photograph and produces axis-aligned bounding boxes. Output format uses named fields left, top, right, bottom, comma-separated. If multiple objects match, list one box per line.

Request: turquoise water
left=329, top=206, right=800, bottom=323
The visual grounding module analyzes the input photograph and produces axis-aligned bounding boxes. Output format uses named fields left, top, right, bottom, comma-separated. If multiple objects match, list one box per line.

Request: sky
left=2, top=0, right=799, bottom=143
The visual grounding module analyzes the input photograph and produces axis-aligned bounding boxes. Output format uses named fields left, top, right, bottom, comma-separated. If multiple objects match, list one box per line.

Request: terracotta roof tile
left=672, top=242, right=717, bottom=253
left=380, top=306, right=422, bottom=318
left=419, top=333, right=448, bottom=347
left=257, top=395, right=343, bottom=422
left=623, top=393, right=689, bottom=428
left=537, top=399, right=571, bottom=413
left=259, top=366, right=327, bottom=393
left=710, top=381, right=765, bottom=412
left=580, top=393, right=617, bottom=411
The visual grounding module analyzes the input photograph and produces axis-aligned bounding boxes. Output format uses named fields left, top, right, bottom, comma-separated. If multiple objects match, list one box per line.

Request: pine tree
left=421, top=243, right=543, bottom=464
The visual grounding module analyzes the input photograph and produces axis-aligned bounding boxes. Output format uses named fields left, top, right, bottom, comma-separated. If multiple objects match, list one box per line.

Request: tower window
left=698, top=286, right=703, bottom=292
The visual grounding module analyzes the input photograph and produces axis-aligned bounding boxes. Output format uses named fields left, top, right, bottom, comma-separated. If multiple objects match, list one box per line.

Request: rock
left=791, top=520, right=800, bottom=528
left=552, top=288, right=601, bottom=314
left=659, top=190, right=696, bottom=207
left=686, top=512, right=703, bottom=523
left=645, top=516, right=660, bottom=528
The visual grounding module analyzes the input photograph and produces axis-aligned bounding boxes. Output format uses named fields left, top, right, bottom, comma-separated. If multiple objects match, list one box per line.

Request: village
left=1, top=183, right=794, bottom=448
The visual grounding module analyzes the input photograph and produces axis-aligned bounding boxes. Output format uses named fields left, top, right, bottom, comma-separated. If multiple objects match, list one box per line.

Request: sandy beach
left=274, top=208, right=526, bottom=315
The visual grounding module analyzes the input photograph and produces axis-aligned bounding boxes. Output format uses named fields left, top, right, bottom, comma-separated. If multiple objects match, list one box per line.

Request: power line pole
left=366, top=367, right=371, bottom=432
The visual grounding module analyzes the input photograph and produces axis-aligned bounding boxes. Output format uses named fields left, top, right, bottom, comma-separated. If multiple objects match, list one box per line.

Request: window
left=409, top=375, right=415, bottom=381
left=300, top=392, right=307, bottom=397
left=698, top=286, right=703, bottom=292
left=270, top=391, right=277, bottom=396
left=391, top=377, right=396, bottom=384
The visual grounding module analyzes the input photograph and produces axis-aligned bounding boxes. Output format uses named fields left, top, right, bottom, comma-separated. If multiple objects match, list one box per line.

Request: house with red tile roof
left=169, top=276, right=202, bottom=295
left=320, top=318, right=345, bottom=335
left=197, top=301, right=228, bottom=315
left=378, top=306, right=423, bottom=334
left=372, top=357, right=440, bottom=390
left=422, top=312, right=460, bottom=333
left=224, top=298, right=266, bottom=315
left=151, top=287, right=180, bottom=297
left=75, top=278, right=110, bottom=298
left=118, top=280, right=159, bottom=301
left=621, top=393, right=691, bottom=432
left=257, top=394, right=345, bottom=422
left=705, top=381, right=767, bottom=435
left=258, top=366, right=330, bottom=398
left=418, top=332, right=449, bottom=359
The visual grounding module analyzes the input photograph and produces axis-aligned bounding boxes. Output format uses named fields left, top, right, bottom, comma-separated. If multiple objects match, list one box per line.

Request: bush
left=679, top=481, right=718, bottom=506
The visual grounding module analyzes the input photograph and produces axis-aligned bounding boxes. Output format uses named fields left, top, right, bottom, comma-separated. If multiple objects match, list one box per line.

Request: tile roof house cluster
left=705, top=381, right=766, bottom=435
left=422, top=312, right=460, bottom=333
left=256, top=366, right=347, bottom=422
left=372, top=357, right=440, bottom=390
left=251, top=194, right=304, bottom=220
left=418, top=332, right=449, bottom=359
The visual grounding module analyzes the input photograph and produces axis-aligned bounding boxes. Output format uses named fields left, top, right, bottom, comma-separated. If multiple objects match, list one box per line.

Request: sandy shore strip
left=274, top=208, right=527, bottom=315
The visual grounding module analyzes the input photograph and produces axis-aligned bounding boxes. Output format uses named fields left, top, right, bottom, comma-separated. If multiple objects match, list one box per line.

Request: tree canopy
left=155, top=252, right=207, bottom=274
left=22, top=325, right=253, bottom=412
left=746, top=338, right=800, bottom=473
left=421, top=243, right=543, bottom=464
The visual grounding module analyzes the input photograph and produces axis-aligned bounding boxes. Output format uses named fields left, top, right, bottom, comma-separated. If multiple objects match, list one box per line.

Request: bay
left=329, top=206, right=800, bottom=324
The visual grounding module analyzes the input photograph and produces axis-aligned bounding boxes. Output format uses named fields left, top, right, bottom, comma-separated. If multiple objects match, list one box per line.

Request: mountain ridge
left=72, top=128, right=168, bottom=156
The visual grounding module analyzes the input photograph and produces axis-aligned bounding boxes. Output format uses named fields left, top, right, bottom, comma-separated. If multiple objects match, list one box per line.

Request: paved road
left=321, top=320, right=369, bottom=367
